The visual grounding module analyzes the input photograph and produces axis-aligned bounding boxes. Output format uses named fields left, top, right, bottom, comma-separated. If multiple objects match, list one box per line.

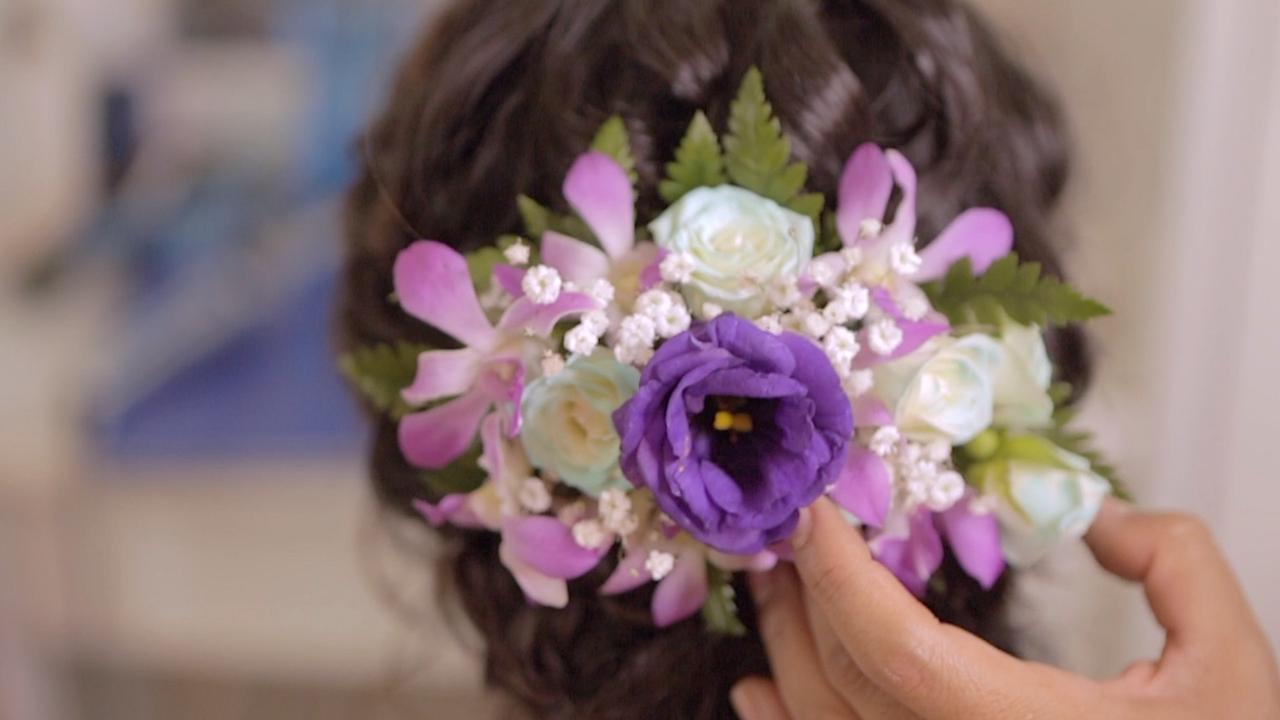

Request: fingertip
left=731, top=677, right=788, bottom=720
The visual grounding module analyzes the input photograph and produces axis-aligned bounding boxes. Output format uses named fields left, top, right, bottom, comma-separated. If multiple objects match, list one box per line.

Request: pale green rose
left=520, top=350, right=639, bottom=496
left=976, top=436, right=1111, bottom=567
left=992, top=323, right=1054, bottom=429
left=878, top=335, right=1002, bottom=444
left=649, top=185, right=814, bottom=316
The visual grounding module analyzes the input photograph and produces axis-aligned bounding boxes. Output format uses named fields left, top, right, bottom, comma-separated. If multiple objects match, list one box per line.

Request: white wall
left=973, top=0, right=1280, bottom=673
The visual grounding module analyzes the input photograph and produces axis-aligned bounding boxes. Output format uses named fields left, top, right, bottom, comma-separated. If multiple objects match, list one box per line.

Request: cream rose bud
left=881, top=335, right=1002, bottom=445
left=649, top=185, right=815, bottom=316
left=992, top=323, right=1055, bottom=429
left=520, top=350, right=640, bottom=496
left=988, top=442, right=1111, bottom=567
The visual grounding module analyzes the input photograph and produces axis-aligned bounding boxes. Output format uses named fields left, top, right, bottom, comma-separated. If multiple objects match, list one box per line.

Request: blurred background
left=0, top=0, right=1276, bottom=718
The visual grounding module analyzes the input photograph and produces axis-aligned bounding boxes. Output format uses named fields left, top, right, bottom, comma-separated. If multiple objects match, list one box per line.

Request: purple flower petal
left=937, top=496, right=1005, bottom=589
left=651, top=552, right=708, bottom=627
left=398, top=390, right=489, bottom=469
left=498, top=292, right=601, bottom=337
left=401, top=348, right=482, bottom=406
left=499, top=539, right=569, bottom=608
left=837, top=144, right=894, bottom=246
left=599, top=549, right=652, bottom=596
left=504, top=516, right=609, bottom=580
left=412, top=494, right=468, bottom=527
left=916, top=208, right=1014, bottom=281
left=541, top=230, right=611, bottom=286
left=830, top=445, right=891, bottom=527
left=492, top=264, right=526, bottom=297
left=563, top=151, right=635, bottom=261
left=881, top=150, right=919, bottom=248
left=394, top=241, right=496, bottom=350
left=872, top=510, right=943, bottom=597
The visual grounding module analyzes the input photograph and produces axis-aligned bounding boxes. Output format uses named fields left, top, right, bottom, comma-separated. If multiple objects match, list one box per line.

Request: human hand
left=732, top=497, right=1280, bottom=719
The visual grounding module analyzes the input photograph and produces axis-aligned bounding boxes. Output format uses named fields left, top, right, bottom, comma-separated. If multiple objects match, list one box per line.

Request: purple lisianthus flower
left=613, top=314, right=854, bottom=554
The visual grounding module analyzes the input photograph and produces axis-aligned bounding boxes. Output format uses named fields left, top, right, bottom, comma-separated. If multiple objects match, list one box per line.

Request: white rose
left=992, top=323, right=1055, bottom=429
left=987, top=442, right=1111, bottom=567
left=877, top=335, right=1001, bottom=445
left=649, top=186, right=814, bottom=316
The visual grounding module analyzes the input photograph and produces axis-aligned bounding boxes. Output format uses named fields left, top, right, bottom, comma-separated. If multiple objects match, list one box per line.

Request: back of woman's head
left=340, top=1, right=1086, bottom=717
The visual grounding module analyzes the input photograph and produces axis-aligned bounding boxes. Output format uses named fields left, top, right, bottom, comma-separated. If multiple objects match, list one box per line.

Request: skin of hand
left=731, top=497, right=1280, bottom=720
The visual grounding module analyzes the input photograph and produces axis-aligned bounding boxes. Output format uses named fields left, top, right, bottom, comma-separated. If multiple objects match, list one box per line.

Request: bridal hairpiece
left=341, top=68, right=1120, bottom=633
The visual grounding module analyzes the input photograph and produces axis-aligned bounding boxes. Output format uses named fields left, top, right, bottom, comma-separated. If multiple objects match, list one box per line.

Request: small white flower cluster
left=644, top=549, right=676, bottom=581
left=597, top=488, right=640, bottom=536
left=522, top=265, right=563, bottom=305
left=565, top=309, right=611, bottom=357
left=869, top=426, right=966, bottom=513
left=610, top=287, right=692, bottom=366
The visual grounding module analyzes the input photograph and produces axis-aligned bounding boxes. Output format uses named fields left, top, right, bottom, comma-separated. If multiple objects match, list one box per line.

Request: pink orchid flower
left=394, top=240, right=601, bottom=470
left=539, top=151, right=663, bottom=304
left=869, top=492, right=1005, bottom=597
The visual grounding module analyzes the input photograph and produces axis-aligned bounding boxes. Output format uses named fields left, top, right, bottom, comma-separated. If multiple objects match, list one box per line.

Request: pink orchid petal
left=651, top=552, right=708, bottom=628
left=563, top=151, right=635, bottom=260
left=505, top=516, right=609, bottom=580
left=872, top=510, right=943, bottom=597
left=599, top=550, right=651, bottom=596
left=837, top=144, right=894, bottom=246
left=854, top=289, right=949, bottom=368
left=499, top=540, right=569, bottom=608
left=411, top=494, right=468, bottom=527
left=394, top=241, right=496, bottom=350
left=830, top=445, right=892, bottom=527
left=398, top=391, right=489, bottom=469
left=640, top=251, right=665, bottom=291
left=401, top=348, right=482, bottom=406
left=541, top=231, right=611, bottom=286
left=881, top=150, right=919, bottom=248
left=853, top=395, right=894, bottom=426
left=492, top=264, right=526, bottom=297
left=937, top=497, right=1006, bottom=590
left=498, top=292, right=601, bottom=337
left=916, top=208, right=1014, bottom=281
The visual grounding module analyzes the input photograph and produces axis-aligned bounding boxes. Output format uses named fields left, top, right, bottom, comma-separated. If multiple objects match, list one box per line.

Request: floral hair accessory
left=341, top=68, right=1121, bottom=633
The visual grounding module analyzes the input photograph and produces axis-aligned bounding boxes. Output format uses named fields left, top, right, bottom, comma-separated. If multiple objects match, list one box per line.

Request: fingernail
left=791, top=506, right=814, bottom=549
left=730, top=682, right=760, bottom=720
left=747, top=569, right=774, bottom=606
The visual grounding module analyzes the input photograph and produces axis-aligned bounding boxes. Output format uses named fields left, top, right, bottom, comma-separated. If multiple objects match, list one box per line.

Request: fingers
left=750, top=564, right=859, bottom=718
left=730, top=677, right=794, bottom=720
left=790, top=498, right=1096, bottom=720
left=1085, top=498, right=1259, bottom=650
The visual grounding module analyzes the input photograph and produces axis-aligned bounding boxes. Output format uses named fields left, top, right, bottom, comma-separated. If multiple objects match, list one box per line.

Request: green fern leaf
left=591, top=116, right=637, bottom=184
left=338, top=342, right=428, bottom=419
left=723, top=67, right=810, bottom=206
left=1043, top=426, right=1131, bottom=501
left=923, top=254, right=1112, bottom=328
left=659, top=111, right=726, bottom=203
left=701, top=565, right=748, bottom=636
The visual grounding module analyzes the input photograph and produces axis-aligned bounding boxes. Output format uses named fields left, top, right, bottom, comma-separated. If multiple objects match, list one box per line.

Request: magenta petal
left=412, top=494, right=468, bottom=527
left=542, top=231, right=611, bottom=286
left=852, top=395, right=893, bottom=426
left=599, top=550, right=651, bottom=595
left=394, top=241, right=496, bottom=350
left=916, top=208, right=1014, bottom=281
left=837, top=144, right=894, bottom=245
left=937, top=498, right=1005, bottom=590
left=499, top=540, right=569, bottom=608
left=398, top=390, right=489, bottom=469
left=563, top=151, right=635, bottom=261
left=498, top=292, right=601, bottom=337
left=492, top=264, right=526, bottom=297
left=854, top=290, right=950, bottom=368
left=651, top=552, right=708, bottom=627
left=881, top=150, right=919, bottom=248
left=873, top=511, right=943, bottom=597
left=830, top=446, right=891, bottom=527
left=401, top=348, right=481, bottom=406
left=505, top=516, right=609, bottom=580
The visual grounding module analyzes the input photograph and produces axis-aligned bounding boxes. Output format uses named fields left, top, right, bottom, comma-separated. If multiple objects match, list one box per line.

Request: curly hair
left=338, top=1, right=1087, bottom=717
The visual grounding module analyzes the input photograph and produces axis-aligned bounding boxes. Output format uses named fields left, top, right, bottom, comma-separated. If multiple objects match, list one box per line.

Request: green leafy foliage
left=702, top=565, right=748, bottom=637
left=923, top=255, right=1112, bottom=328
left=338, top=342, right=427, bottom=419
left=516, top=194, right=594, bottom=242
left=466, top=246, right=506, bottom=292
left=722, top=68, right=823, bottom=227
left=425, top=442, right=487, bottom=498
left=591, top=116, right=638, bottom=185
left=1046, top=402, right=1130, bottom=501
left=659, top=111, right=726, bottom=203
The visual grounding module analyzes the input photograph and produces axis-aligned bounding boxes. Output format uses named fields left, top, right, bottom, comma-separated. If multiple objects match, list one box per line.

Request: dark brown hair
left=339, top=1, right=1087, bottom=717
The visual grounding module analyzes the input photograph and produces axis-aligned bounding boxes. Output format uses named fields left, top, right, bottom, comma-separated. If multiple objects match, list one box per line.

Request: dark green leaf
left=517, top=194, right=595, bottom=243
left=922, top=253, right=1112, bottom=328
left=424, top=442, right=487, bottom=498
left=702, top=565, right=748, bottom=636
left=338, top=342, right=428, bottom=419
left=659, top=111, right=726, bottom=203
